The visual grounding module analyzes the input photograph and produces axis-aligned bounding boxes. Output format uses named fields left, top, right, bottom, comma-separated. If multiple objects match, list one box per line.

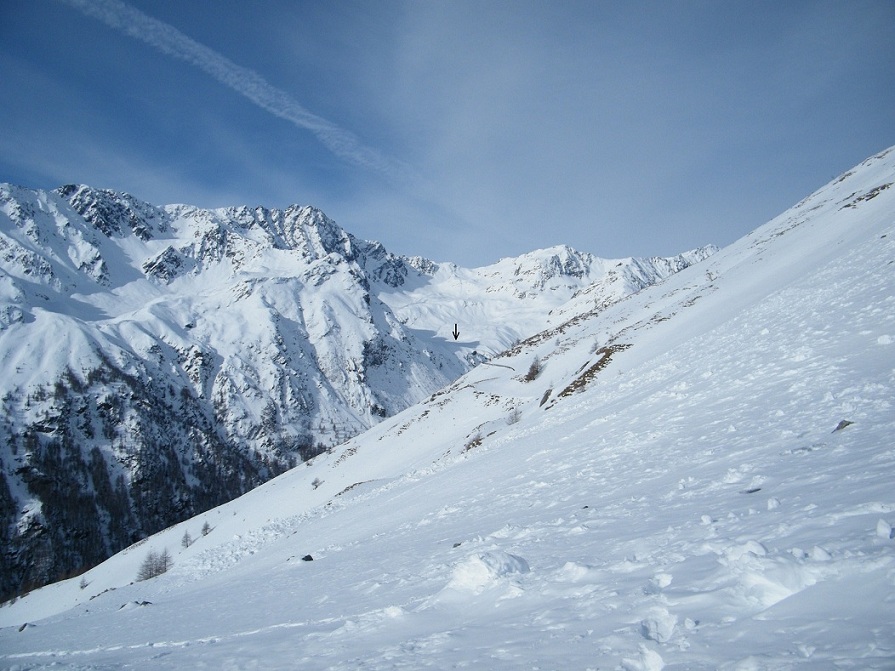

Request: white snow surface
left=1, top=146, right=894, bottom=668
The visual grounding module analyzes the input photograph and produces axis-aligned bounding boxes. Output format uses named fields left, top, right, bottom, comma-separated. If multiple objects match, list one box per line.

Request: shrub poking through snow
left=137, top=548, right=171, bottom=582
left=557, top=344, right=630, bottom=398
left=201, top=521, right=211, bottom=536
left=523, top=356, right=542, bottom=382
left=463, top=433, right=482, bottom=453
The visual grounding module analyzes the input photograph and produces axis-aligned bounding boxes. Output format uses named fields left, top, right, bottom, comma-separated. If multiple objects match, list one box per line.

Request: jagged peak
left=211, top=202, right=358, bottom=261
left=486, top=243, right=595, bottom=282
left=54, top=184, right=169, bottom=240
left=402, top=255, right=439, bottom=276
left=630, top=245, right=718, bottom=275
left=494, top=243, right=591, bottom=266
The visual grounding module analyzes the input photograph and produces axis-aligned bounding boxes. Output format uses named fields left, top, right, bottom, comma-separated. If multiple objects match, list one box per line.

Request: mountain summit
left=0, top=184, right=711, bottom=599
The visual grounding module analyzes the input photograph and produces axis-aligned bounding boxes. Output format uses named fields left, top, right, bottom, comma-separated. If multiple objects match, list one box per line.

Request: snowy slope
left=1, top=148, right=891, bottom=668
left=0, top=184, right=709, bottom=601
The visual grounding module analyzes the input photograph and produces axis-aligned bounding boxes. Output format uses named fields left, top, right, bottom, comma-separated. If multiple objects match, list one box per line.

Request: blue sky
left=1, top=0, right=893, bottom=267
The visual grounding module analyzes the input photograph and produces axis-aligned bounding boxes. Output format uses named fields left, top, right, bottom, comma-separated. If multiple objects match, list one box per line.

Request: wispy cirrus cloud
left=59, top=0, right=414, bottom=184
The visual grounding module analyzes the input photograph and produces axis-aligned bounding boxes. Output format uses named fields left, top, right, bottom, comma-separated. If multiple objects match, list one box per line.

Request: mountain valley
left=0, top=147, right=892, bottom=668
left=0, top=183, right=712, bottom=599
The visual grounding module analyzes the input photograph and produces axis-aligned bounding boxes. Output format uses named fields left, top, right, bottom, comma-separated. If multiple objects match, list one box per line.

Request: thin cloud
left=59, top=0, right=413, bottom=183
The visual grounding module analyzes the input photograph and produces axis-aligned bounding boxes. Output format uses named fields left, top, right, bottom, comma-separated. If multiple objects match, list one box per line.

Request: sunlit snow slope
left=1, top=146, right=893, bottom=669
left=0, top=183, right=710, bottom=599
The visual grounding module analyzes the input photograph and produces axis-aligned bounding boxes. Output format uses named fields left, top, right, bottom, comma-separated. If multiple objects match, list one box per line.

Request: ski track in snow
left=1, top=150, right=895, bottom=669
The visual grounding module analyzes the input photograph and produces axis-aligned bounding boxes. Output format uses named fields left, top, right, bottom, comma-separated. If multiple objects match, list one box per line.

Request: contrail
left=59, top=0, right=412, bottom=182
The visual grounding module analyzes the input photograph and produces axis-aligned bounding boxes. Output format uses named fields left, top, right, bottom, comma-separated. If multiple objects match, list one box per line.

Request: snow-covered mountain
left=0, top=184, right=712, bottom=600
left=2, top=147, right=891, bottom=668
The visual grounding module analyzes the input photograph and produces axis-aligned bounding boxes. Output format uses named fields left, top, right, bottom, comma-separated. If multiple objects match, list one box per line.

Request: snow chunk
left=445, top=550, right=530, bottom=594
left=556, top=561, right=600, bottom=582
left=876, top=519, right=894, bottom=539
left=622, top=644, right=666, bottom=671
left=810, top=546, right=832, bottom=561
left=724, top=540, right=768, bottom=562
left=649, top=572, right=673, bottom=591
left=640, top=606, right=677, bottom=643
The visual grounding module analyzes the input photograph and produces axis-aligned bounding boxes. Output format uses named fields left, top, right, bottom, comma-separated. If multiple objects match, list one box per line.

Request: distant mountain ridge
left=0, top=183, right=713, bottom=598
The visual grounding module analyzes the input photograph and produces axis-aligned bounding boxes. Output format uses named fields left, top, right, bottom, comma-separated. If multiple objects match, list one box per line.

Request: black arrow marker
left=452, top=324, right=459, bottom=340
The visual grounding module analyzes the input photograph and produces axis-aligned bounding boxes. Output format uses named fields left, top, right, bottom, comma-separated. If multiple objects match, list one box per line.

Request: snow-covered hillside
left=2, top=148, right=891, bottom=668
left=0, top=184, right=709, bottom=601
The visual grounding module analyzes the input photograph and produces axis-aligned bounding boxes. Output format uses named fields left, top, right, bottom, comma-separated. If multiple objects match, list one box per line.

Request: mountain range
left=0, top=183, right=714, bottom=600
left=1, top=145, right=891, bottom=669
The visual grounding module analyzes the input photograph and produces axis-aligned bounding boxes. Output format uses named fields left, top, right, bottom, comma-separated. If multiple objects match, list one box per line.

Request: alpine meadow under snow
left=0, top=145, right=893, bottom=669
